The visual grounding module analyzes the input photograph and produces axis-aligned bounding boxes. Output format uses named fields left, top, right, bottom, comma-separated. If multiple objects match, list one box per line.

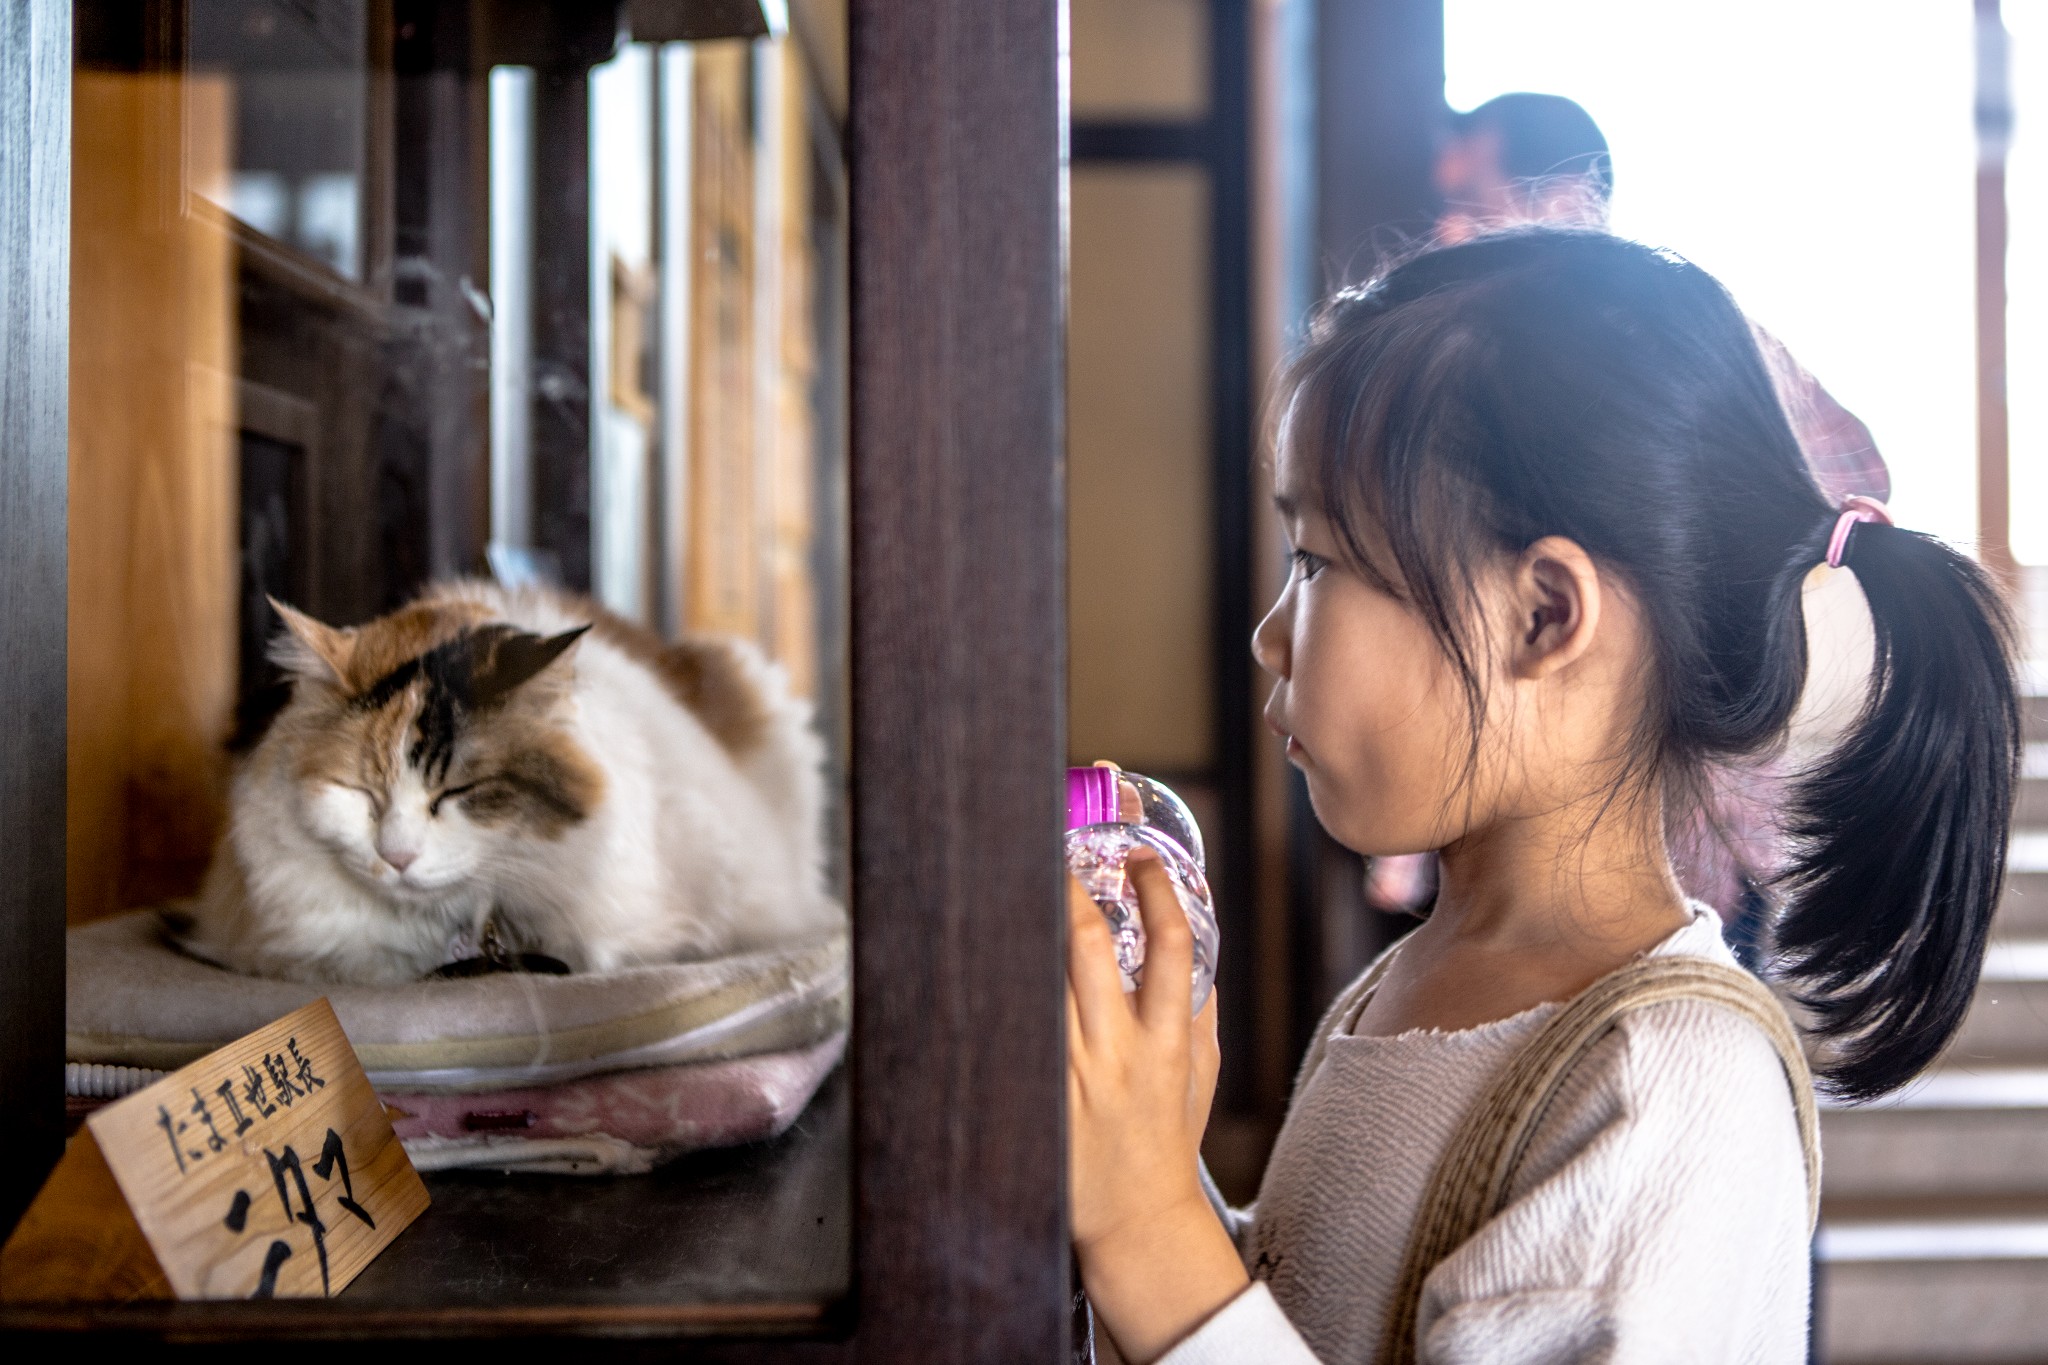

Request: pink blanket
left=386, top=1031, right=846, bottom=1175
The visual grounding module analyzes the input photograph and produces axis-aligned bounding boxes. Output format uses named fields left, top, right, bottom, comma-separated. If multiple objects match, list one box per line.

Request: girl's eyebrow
left=1272, top=492, right=1301, bottom=519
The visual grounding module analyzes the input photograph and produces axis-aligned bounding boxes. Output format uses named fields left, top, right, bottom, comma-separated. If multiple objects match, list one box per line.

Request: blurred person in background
left=1434, top=91, right=1614, bottom=242
left=1363, top=93, right=1889, bottom=967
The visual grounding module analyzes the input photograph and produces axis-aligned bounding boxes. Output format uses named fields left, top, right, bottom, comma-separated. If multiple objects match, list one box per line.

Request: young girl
left=1066, top=230, right=2019, bottom=1364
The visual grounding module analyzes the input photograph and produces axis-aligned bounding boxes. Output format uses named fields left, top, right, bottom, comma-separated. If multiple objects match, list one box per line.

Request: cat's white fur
left=182, top=582, right=843, bottom=984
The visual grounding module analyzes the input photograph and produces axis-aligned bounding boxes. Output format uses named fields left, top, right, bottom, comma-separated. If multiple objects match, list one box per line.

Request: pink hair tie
left=1825, top=494, right=1893, bottom=568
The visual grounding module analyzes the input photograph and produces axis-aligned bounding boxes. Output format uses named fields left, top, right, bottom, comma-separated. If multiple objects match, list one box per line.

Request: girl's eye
left=1291, top=548, right=1329, bottom=581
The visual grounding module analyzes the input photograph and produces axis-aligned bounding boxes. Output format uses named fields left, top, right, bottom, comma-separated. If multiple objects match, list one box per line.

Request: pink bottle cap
left=1066, top=766, right=1120, bottom=830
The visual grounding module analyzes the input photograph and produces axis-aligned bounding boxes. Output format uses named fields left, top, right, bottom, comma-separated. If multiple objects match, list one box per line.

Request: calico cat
left=178, top=580, right=842, bottom=984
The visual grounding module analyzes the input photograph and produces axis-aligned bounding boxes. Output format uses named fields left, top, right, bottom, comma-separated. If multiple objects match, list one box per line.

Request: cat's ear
left=268, top=598, right=356, bottom=684
left=473, top=624, right=589, bottom=706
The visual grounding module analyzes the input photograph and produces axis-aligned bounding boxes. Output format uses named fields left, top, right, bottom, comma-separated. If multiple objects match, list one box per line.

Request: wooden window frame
left=0, top=0, right=1070, bottom=1357
left=1068, top=0, right=1260, bottom=1121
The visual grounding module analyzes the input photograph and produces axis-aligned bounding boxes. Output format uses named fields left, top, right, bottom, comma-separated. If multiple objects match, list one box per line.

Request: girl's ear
left=267, top=598, right=357, bottom=684
left=1506, top=535, right=1602, bottom=680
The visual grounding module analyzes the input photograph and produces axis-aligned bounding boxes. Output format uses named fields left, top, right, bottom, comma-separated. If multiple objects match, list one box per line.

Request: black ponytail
left=1284, top=227, right=2022, bottom=1100
left=1773, top=522, right=2019, bottom=1100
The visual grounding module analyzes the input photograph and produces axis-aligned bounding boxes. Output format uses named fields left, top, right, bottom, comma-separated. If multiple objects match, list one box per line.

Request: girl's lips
left=1265, top=708, right=1306, bottom=763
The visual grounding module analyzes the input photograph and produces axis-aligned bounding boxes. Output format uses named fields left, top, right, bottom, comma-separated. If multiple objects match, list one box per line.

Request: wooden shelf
left=1, top=1071, right=849, bottom=1338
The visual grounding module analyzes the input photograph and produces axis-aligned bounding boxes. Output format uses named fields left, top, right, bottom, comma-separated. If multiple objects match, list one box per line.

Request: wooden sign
left=0, top=1000, right=428, bottom=1301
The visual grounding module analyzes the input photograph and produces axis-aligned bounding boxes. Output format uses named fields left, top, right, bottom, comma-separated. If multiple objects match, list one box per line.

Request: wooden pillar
left=1207, top=0, right=1257, bottom=1121
left=1314, top=0, right=1444, bottom=283
left=1294, top=0, right=1445, bottom=1059
left=529, top=60, right=595, bottom=592
left=0, top=0, right=70, bottom=1236
left=1249, top=0, right=1318, bottom=1119
left=845, top=0, right=1069, bottom=1354
left=1977, top=0, right=2016, bottom=590
left=393, top=0, right=491, bottom=581
left=66, top=69, right=237, bottom=922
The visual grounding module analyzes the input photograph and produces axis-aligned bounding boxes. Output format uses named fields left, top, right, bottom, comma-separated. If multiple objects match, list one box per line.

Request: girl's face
left=1252, top=444, right=1491, bottom=858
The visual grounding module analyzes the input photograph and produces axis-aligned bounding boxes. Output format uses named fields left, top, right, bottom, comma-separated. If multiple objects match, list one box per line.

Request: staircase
left=1817, top=673, right=2048, bottom=1362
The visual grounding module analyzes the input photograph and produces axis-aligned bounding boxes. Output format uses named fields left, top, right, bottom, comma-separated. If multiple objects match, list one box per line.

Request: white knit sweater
left=1161, top=907, right=1811, bottom=1365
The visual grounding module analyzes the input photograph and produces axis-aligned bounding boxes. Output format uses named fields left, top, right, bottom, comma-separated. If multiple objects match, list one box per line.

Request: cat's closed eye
left=430, top=780, right=487, bottom=816
left=343, top=783, right=385, bottom=816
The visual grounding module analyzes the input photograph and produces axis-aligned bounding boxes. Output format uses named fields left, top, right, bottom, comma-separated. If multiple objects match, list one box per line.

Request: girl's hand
left=1068, top=851, right=1248, bottom=1362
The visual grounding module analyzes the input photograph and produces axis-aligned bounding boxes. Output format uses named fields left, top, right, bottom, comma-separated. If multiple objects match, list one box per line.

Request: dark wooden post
left=1290, top=0, right=1444, bottom=1061
left=1314, top=0, right=1444, bottom=284
left=1976, top=0, right=2016, bottom=592
left=393, top=0, right=491, bottom=581
left=845, top=0, right=1069, bottom=1357
left=528, top=59, right=595, bottom=592
left=0, top=0, right=70, bottom=1238
left=473, top=0, right=622, bottom=595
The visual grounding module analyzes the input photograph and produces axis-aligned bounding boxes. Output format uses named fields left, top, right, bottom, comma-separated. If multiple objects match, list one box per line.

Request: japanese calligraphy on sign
left=77, top=999, right=428, bottom=1299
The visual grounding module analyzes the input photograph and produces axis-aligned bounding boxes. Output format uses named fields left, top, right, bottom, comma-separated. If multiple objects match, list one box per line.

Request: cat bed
left=65, top=909, right=849, bottom=1173
left=388, top=1032, right=846, bottom=1175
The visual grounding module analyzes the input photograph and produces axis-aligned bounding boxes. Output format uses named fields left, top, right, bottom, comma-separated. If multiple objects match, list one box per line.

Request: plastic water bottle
left=1064, top=765, right=1219, bottom=1014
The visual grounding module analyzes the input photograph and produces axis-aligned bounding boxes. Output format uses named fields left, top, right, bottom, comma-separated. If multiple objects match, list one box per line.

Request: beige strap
left=1378, top=956, right=1820, bottom=1365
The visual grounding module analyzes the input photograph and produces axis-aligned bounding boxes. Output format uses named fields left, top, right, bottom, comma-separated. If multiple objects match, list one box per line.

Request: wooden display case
left=0, top=0, right=1069, bottom=1356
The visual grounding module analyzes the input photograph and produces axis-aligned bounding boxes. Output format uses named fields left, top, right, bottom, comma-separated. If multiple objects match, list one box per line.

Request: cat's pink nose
left=378, top=842, right=419, bottom=873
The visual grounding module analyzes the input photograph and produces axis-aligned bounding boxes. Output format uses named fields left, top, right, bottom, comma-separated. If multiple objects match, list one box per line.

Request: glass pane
left=188, top=0, right=370, bottom=280
left=1067, top=165, right=1215, bottom=772
left=1070, top=0, right=1209, bottom=120
left=59, top=0, right=851, bottom=1323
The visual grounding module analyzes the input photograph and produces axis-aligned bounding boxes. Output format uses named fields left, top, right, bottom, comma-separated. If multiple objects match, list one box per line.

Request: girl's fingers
left=1068, top=874, right=1131, bottom=1040
left=1129, top=850, right=1196, bottom=1030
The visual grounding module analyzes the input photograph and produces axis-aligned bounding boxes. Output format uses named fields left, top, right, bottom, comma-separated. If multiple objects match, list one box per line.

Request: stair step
left=2016, top=744, right=2048, bottom=823
left=1820, top=1247, right=2048, bottom=1362
left=1819, top=1207, right=2048, bottom=1362
left=1949, top=975, right=2048, bottom=1059
left=2024, top=668, right=2048, bottom=741
left=1813, top=673, right=2048, bottom=1361
left=2011, top=832, right=2048, bottom=876
left=1823, top=1216, right=2048, bottom=1260
left=1998, top=869, right=2048, bottom=939
left=1822, top=1068, right=2048, bottom=1198
left=1983, top=937, right=2048, bottom=982
left=1942, top=937, right=2048, bottom=1059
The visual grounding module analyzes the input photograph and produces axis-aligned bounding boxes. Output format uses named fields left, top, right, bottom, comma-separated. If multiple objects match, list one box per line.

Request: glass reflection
left=189, top=0, right=369, bottom=280
left=60, top=0, right=852, bottom=1316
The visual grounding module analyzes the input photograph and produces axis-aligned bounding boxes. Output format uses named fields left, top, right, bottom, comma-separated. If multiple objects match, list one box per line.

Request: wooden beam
left=843, top=0, right=1069, bottom=1356
left=0, top=0, right=70, bottom=1238
left=528, top=62, right=595, bottom=591
left=631, top=0, right=788, bottom=42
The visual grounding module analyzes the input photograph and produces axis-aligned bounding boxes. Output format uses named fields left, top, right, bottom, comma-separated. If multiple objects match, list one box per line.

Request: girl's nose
left=1252, top=590, right=1291, bottom=679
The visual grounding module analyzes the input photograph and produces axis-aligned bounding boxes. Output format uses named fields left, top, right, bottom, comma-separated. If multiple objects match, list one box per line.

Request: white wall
left=1446, top=0, right=1980, bottom=554
left=2009, top=2, right=2047, bottom=563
